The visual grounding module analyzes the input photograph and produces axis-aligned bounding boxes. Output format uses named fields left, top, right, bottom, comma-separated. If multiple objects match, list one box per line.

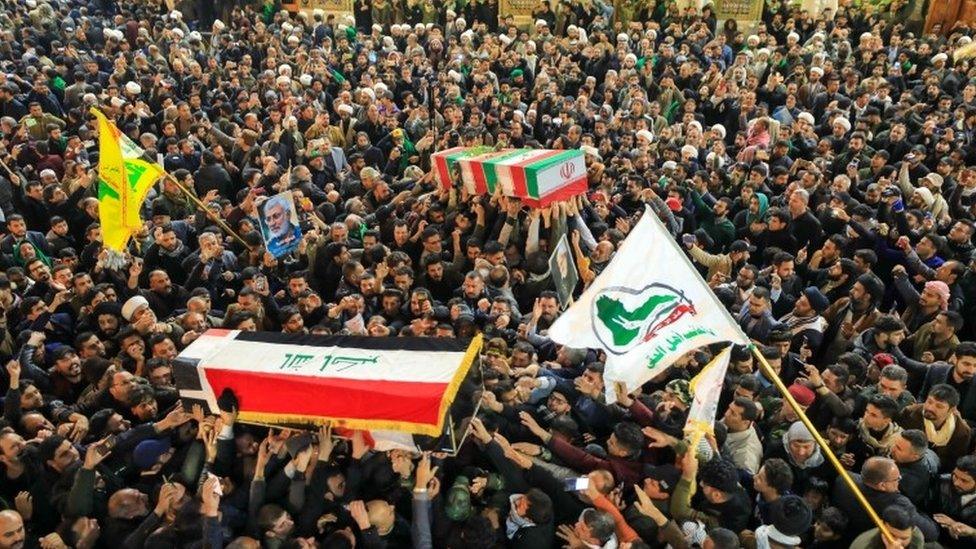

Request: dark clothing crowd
left=3, top=0, right=976, bottom=548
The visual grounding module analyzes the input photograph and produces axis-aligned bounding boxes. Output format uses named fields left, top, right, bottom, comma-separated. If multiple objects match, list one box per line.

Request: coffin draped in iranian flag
left=432, top=147, right=587, bottom=207
left=174, top=329, right=483, bottom=452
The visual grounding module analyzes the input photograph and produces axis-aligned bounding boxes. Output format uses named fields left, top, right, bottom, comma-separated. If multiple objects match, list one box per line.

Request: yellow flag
left=122, top=157, right=164, bottom=230
left=91, top=108, right=166, bottom=250
left=91, top=108, right=131, bottom=251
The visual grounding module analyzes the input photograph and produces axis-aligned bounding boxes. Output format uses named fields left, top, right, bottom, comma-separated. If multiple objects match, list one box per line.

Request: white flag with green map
left=547, top=206, right=749, bottom=402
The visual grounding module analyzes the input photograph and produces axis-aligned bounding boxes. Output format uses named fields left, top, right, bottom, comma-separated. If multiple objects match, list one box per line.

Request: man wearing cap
left=822, top=273, right=884, bottom=363
left=617, top=465, right=681, bottom=542
left=777, top=286, right=829, bottom=354
left=687, top=238, right=753, bottom=285
left=764, top=421, right=832, bottom=494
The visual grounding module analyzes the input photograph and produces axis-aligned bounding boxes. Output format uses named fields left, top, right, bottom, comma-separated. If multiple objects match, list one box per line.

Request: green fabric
left=663, top=99, right=682, bottom=124
left=746, top=192, right=769, bottom=224
left=13, top=238, right=51, bottom=268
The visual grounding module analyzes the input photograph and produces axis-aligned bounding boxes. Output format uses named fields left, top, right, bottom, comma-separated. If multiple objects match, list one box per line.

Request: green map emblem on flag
left=592, top=284, right=716, bottom=367
left=547, top=206, right=749, bottom=401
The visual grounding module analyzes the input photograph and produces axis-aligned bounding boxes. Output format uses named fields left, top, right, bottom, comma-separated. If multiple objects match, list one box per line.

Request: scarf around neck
left=924, top=411, right=957, bottom=447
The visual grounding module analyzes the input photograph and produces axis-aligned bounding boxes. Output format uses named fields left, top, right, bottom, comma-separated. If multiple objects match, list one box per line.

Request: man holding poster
left=548, top=234, right=578, bottom=309
left=259, top=192, right=303, bottom=258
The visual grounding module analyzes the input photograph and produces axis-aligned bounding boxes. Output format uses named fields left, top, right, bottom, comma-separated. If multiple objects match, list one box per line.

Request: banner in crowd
left=174, top=329, right=482, bottom=442
left=548, top=233, right=578, bottom=308
left=685, top=345, right=733, bottom=442
left=432, top=147, right=587, bottom=207
left=91, top=107, right=165, bottom=251
left=258, top=191, right=303, bottom=258
left=547, top=206, right=749, bottom=402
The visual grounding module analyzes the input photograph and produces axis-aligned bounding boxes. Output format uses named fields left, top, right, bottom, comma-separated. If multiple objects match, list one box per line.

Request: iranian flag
left=174, top=330, right=482, bottom=448
left=456, top=149, right=528, bottom=194
left=431, top=146, right=492, bottom=190
left=431, top=147, right=587, bottom=206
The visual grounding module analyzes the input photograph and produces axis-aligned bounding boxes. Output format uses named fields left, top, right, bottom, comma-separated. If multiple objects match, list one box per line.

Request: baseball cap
left=643, top=464, right=681, bottom=494
left=729, top=240, right=756, bottom=253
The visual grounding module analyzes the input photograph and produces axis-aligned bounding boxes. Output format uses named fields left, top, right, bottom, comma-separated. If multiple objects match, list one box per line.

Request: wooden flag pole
left=164, top=172, right=250, bottom=249
left=751, top=346, right=893, bottom=543
left=0, top=157, right=18, bottom=182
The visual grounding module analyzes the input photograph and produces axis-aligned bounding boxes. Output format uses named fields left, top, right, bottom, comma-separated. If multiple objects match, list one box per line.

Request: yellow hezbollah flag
left=91, top=108, right=165, bottom=249
left=91, top=108, right=131, bottom=251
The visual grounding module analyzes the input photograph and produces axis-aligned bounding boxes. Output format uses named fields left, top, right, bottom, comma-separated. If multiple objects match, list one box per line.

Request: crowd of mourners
left=7, top=0, right=976, bottom=547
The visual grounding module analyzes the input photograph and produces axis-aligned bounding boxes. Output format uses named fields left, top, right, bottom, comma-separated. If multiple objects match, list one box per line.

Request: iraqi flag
left=174, top=330, right=482, bottom=449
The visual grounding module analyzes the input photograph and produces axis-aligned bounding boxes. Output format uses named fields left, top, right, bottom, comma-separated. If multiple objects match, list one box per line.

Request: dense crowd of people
left=3, top=0, right=976, bottom=547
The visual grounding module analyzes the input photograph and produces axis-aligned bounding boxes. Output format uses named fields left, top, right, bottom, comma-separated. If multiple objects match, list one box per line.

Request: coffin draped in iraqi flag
left=174, top=329, right=483, bottom=452
left=432, top=147, right=587, bottom=207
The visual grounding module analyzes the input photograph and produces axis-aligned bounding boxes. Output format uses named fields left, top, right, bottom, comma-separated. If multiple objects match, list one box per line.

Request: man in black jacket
left=890, top=429, right=934, bottom=510
left=832, top=456, right=938, bottom=542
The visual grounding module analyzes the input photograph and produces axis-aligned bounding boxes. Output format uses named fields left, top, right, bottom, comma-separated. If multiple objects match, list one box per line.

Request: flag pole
left=164, top=172, right=249, bottom=249
left=638, top=205, right=892, bottom=541
left=750, top=346, right=893, bottom=542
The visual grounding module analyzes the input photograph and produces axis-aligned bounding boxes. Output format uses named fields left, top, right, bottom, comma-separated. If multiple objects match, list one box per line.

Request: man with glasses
left=833, top=456, right=937, bottom=542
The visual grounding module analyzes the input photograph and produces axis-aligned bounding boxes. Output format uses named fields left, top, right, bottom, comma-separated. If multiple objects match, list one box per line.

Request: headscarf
left=13, top=239, right=51, bottom=268
left=781, top=421, right=825, bottom=469
left=924, top=280, right=950, bottom=311
left=746, top=192, right=769, bottom=225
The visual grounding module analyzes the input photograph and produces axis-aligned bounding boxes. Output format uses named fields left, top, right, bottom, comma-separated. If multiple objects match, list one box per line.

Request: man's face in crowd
left=953, top=352, right=976, bottom=381
left=952, top=468, right=976, bottom=494
left=28, top=261, right=50, bottom=283
left=889, top=435, right=917, bottom=464
left=98, top=313, right=120, bottom=336
left=463, top=276, right=483, bottom=298
left=878, top=375, right=905, bottom=399
left=426, top=262, right=443, bottom=281
left=735, top=267, right=756, bottom=290
left=394, top=273, right=412, bottom=293
left=393, top=224, right=409, bottom=245
left=55, top=351, right=82, bottom=380
left=747, top=295, right=767, bottom=318
left=825, top=426, right=851, bottom=450
left=0, top=511, right=25, bottom=549
left=0, top=433, right=25, bottom=468
left=950, top=222, right=972, bottom=244
left=862, top=403, right=891, bottom=430
left=288, top=277, right=308, bottom=297
left=48, top=439, right=80, bottom=472
left=775, top=260, right=794, bottom=279
left=922, top=395, right=953, bottom=424
left=788, top=438, right=816, bottom=464
left=157, top=229, right=178, bottom=251
left=722, top=403, right=751, bottom=431
left=152, top=338, right=177, bottom=360
left=110, top=371, right=138, bottom=402
left=423, top=231, right=442, bottom=254
left=150, top=271, right=172, bottom=295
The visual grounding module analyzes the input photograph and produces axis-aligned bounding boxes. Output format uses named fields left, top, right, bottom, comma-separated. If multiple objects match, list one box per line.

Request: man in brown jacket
left=899, top=384, right=973, bottom=473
